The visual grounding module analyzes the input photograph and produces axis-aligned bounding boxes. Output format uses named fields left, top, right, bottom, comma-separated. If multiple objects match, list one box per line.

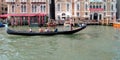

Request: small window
left=111, top=4, right=114, bottom=11
left=32, top=5, right=37, bottom=12
left=104, top=13, right=106, bottom=16
left=62, top=13, right=66, bottom=16
left=111, top=12, right=114, bottom=16
left=2, top=7, right=4, bottom=10
left=77, top=13, right=79, bottom=17
left=43, top=5, right=46, bottom=12
left=67, top=3, right=70, bottom=11
left=85, top=12, right=88, bottom=15
left=12, top=5, right=15, bottom=13
left=5, top=8, right=7, bottom=11
left=96, top=5, right=98, bottom=8
left=21, top=5, right=26, bottom=13
left=104, top=5, right=106, bottom=10
left=67, top=15, right=69, bottom=19
left=77, top=4, right=80, bottom=11
left=99, top=5, right=101, bottom=8
left=57, top=4, right=60, bottom=11
left=90, top=5, right=92, bottom=8
left=93, top=5, right=95, bottom=8
left=58, top=15, right=60, bottom=20
left=85, top=4, right=87, bottom=10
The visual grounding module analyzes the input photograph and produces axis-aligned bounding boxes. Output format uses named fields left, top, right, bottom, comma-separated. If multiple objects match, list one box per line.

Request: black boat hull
left=0, top=25, right=5, bottom=28
left=7, top=24, right=87, bottom=36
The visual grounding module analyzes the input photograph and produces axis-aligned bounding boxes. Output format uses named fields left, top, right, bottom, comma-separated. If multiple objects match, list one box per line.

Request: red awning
left=0, top=14, right=9, bottom=18
left=10, top=13, right=36, bottom=16
left=0, top=13, right=47, bottom=18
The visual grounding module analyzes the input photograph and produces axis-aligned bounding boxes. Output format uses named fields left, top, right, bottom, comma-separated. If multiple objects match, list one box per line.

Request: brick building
left=55, top=0, right=117, bottom=24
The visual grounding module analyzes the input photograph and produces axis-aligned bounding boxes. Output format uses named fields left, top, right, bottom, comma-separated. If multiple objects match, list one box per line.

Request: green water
left=0, top=26, right=120, bottom=60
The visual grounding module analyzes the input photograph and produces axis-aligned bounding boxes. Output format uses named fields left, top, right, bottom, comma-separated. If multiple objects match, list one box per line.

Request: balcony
left=6, top=1, right=15, bottom=4
left=20, top=0, right=27, bottom=4
left=90, top=8, right=104, bottom=12
left=31, top=2, right=46, bottom=4
left=21, top=2, right=27, bottom=4
left=90, top=0, right=103, bottom=2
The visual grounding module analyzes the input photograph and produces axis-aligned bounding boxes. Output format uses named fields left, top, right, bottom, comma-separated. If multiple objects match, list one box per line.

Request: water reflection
left=113, top=28, right=120, bottom=60
left=0, top=34, right=22, bottom=60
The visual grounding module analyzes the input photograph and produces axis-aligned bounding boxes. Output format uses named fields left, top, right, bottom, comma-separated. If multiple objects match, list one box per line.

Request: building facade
left=55, top=0, right=72, bottom=20
left=0, top=0, right=7, bottom=15
left=6, top=0, right=49, bottom=14
left=5, top=0, right=49, bottom=26
left=55, top=0, right=117, bottom=24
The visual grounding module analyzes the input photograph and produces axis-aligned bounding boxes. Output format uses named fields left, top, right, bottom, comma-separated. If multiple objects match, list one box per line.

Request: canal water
left=0, top=26, right=120, bottom=60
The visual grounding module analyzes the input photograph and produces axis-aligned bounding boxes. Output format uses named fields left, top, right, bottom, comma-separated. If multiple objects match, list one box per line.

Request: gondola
left=7, top=24, right=87, bottom=36
left=0, top=23, right=5, bottom=28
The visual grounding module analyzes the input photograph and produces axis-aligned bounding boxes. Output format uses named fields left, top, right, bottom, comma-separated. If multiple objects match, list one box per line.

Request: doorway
left=94, top=13, right=98, bottom=21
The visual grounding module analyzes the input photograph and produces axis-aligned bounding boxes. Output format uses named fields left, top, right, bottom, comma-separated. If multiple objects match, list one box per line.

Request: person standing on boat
left=64, top=18, right=74, bottom=31
left=70, top=18, right=75, bottom=30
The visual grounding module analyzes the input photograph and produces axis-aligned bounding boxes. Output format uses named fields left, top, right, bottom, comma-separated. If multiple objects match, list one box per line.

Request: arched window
left=21, top=5, right=26, bottom=13
left=111, top=4, right=114, bottom=11
left=85, top=4, right=87, bottom=10
left=67, top=15, right=70, bottom=19
left=21, top=5, right=23, bottom=12
left=32, top=5, right=37, bottom=12
left=90, top=5, right=92, bottom=8
left=93, top=5, right=95, bottom=8
left=57, top=4, right=60, bottom=11
left=99, top=5, right=101, bottom=8
left=77, top=13, right=79, bottom=17
left=62, top=13, right=65, bottom=16
left=90, top=14, right=92, bottom=20
left=57, top=15, right=60, bottom=20
left=99, top=14, right=102, bottom=20
left=104, top=4, right=106, bottom=10
left=77, top=3, right=80, bottom=11
left=67, top=3, right=70, bottom=11
left=12, top=5, right=15, bottom=13
left=96, top=5, right=98, bottom=8
left=41, top=5, right=42, bottom=12
left=43, top=5, right=46, bottom=12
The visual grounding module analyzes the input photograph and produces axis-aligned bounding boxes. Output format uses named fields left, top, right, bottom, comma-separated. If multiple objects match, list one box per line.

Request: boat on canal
left=0, top=22, right=5, bottom=28
left=113, top=19, right=120, bottom=28
left=6, top=24, right=87, bottom=36
left=113, top=22, right=120, bottom=28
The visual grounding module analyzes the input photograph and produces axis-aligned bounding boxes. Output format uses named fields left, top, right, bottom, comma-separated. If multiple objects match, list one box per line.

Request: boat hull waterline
left=7, top=24, right=87, bottom=36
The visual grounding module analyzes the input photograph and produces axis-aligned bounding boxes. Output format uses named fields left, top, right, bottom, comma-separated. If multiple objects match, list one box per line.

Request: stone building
left=55, top=0, right=117, bottom=24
